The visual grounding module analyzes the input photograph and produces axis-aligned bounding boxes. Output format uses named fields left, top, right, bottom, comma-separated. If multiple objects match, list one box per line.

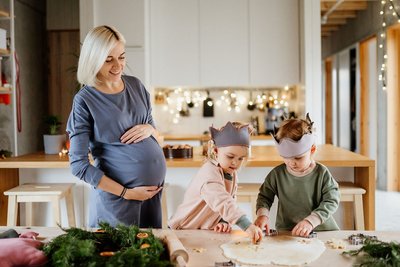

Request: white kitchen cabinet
left=93, top=0, right=144, bottom=48
left=149, top=0, right=200, bottom=86
left=149, top=0, right=300, bottom=87
left=249, top=0, right=300, bottom=86
left=199, top=0, right=249, bottom=86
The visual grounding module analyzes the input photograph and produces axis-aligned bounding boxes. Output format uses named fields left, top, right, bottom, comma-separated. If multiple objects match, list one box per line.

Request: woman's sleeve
left=66, top=96, right=104, bottom=187
left=200, top=179, right=246, bottom=225
left=139, top=80, right=155, bottom=127
left=312, top=171, right=340, bottom=223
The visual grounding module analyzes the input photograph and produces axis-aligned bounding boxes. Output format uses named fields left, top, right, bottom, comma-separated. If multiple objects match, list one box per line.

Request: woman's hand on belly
left=120, top=124, right=155, bottom=144
left=124, top=185, right=162, bottom=201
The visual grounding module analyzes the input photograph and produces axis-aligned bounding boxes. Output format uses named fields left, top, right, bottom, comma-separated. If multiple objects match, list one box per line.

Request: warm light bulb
left=379, top=44, right=383, bottom=48
left=207, top=100, right=213, bottom=107
left=380, top=11, right=384, bottom=15
left=383, top=22, right=386, bottom=27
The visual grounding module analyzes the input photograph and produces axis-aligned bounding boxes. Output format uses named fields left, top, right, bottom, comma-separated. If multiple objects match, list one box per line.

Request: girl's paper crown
left=209, top=122, right=250, bottom=147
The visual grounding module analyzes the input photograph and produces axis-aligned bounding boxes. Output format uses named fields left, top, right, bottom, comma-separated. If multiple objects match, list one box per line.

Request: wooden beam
left=321, top=1, right=368, bottom=12
left=322, top=25, right=340, bottom=31
left=325, top=10, right=357, bottom=19
left=325, top=18, right=348, bottom=25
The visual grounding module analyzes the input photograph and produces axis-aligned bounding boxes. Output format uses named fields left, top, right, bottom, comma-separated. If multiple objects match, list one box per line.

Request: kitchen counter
left=0, top=144, right=375, bottom=229
left=1, top=226, right=398, bottom=266
left=163, top=134, right=273, bottom=141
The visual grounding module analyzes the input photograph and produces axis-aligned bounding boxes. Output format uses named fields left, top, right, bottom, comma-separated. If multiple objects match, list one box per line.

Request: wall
left=321, top=1, right=389, bottom=190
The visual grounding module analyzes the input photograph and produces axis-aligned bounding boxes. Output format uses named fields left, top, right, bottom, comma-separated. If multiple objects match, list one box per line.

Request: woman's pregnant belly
left=93, top=137, right=166, bottom=187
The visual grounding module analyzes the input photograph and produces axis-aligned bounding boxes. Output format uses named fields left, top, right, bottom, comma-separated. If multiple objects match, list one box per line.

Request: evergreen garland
left=42, top=222, right=173, bottom=267
left=342, top=236, right=400, bottom=267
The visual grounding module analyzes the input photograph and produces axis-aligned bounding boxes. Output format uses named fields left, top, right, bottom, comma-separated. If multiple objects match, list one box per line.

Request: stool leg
left=354, top=195, right=365, bottom=230
left=25, top=202, right=33, bottom=226
left=7, top=195, right=18, bottom=226
left=65, top=189, right=76, bottom=227
left=51, top=196, right=61, bottom=226
left=161, top=187, right=168, bottom=229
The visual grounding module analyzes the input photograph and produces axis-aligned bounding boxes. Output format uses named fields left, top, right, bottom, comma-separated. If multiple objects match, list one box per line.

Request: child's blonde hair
left=207, top=122, right=253, bottom=161
left=274, top=113, right=314, bottom=142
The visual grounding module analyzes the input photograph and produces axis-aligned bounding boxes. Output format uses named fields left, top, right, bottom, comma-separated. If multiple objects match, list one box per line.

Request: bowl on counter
left=163, top=144, right=193, bottom=159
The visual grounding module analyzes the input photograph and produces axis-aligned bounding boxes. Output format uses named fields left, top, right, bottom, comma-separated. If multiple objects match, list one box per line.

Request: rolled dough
left=220, top=235, right=325, bottom=266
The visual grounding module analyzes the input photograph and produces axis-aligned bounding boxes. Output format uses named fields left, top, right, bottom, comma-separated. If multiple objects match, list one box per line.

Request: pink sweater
left=168, top=160, right=246, bottom=230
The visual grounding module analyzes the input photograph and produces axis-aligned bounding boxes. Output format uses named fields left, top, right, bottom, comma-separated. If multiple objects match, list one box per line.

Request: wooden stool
left=161, top=183, right=169, bottom=228
left=4, top=183, right=76, bottom=227
left=338, top=182, right=366, bottom=230
left=236, top=183, right=260, bottom=220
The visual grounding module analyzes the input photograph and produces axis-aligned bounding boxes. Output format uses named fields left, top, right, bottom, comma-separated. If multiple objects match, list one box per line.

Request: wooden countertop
left=1, top=227, right=398, bottom=267
left=163, top=134, right=272, bottom=141
left=0, top=144, right=374, bottom=169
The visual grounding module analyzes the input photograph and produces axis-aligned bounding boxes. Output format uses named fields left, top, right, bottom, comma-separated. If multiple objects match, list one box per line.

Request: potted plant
left=43, top=115, right=65, bottom=154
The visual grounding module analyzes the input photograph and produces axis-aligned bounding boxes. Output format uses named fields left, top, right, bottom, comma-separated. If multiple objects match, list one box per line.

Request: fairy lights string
left=379, top=0, right=400, bottom=91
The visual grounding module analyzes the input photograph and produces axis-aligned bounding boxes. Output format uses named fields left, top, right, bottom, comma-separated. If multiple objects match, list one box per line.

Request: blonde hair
left=77, top=25, right=126, bottom=87
left=206, top=121, right=254, bottom=161
left=274, top=115, right=313, bottom=142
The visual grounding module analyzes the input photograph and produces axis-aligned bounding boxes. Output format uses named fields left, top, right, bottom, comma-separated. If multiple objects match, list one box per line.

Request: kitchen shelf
left=0, top=87, right=11, bottom=94
left=0, top=48, right=9, bottom=55
left=0, top=9, right=9, bottom=18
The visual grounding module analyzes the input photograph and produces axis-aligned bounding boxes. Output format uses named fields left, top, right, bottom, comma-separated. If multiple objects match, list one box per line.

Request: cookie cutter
left=215, top=260, right=236, bottom=267
left=307, top=231, right=317, bottom=238
left=347, top=233, right=377, bottom=245
left=263, top=229, right=278, bottom=236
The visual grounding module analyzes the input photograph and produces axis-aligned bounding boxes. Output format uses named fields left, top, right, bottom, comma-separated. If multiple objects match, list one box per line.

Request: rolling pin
left=154, top=229, right=189, bottom=267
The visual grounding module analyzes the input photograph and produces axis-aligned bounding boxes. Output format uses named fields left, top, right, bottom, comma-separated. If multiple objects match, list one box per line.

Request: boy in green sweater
left=255, top=114, right=340, bottom=237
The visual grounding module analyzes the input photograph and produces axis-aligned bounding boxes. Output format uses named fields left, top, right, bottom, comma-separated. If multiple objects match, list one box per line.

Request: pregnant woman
left=67, top=25, right=166, bottom=228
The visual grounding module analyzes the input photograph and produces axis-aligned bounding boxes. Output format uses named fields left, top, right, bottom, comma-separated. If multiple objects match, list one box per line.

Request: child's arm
left=311, top=173, right=340, bottom=223
left=254, top=208, right=270, bottom=233
left=254, top=173, right=276, bottom=233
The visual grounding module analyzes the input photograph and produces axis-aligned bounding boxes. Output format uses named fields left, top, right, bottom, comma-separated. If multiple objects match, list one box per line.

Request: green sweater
left=257, top=162, right=340, bottom=231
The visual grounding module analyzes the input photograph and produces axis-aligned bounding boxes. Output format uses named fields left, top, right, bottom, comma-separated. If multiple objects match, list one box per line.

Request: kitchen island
left=0, top=226, right=397, bottom=266
left=0, top=144, right=375, bottom=229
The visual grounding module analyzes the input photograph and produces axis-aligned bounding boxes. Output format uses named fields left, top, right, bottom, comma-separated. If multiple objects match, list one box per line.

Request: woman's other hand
left=254, top=215, right=270, bottom=234
left=213, top=222, right=232, bottom=233
left=291, top=220, right=313, bottom=237
left=120, top=124, right=155, bottom=144
left=125, top=186, right=162, bottom=201
left=245, top=224, right=263, bottom=244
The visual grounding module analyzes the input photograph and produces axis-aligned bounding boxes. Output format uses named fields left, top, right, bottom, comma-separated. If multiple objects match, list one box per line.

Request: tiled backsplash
left=152, top=86, right=303, bottom=135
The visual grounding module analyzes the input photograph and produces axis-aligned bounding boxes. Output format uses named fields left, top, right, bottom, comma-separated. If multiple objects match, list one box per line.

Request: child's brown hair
left=274, top=113, right=314, bottom=142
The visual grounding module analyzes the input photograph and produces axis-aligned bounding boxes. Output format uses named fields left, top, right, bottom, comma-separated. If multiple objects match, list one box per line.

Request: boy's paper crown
left=273, top=133, right=315, bottom=158
left=209, top=122, right=250, bottom=147
left=272, top=113, right=315, bottom=158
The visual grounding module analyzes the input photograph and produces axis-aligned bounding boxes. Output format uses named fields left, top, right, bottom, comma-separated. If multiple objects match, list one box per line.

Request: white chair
left=4, top=183, right=76, bottom=227
left=338, top=182, right=366, bottom=230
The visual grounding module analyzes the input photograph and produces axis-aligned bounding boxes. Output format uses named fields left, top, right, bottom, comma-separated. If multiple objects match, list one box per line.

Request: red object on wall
left=0, top=94, right=10, bottom=105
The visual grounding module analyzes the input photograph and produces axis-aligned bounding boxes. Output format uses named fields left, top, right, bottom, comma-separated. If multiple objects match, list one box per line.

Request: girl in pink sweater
left=168, top=121, right=263, bottom=244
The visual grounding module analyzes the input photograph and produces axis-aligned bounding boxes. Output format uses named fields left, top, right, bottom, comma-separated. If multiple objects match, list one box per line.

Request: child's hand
left=245, top=224, right=263, bottom=244
left=291, top=220, right=313, bottom=237
left=254, top=215, right=270, bottom=234
left=213, top=222, right=232, bottom=233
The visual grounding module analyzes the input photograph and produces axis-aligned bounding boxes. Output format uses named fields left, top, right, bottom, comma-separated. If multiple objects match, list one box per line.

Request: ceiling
left=321, top=0, right=371, bottom=38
